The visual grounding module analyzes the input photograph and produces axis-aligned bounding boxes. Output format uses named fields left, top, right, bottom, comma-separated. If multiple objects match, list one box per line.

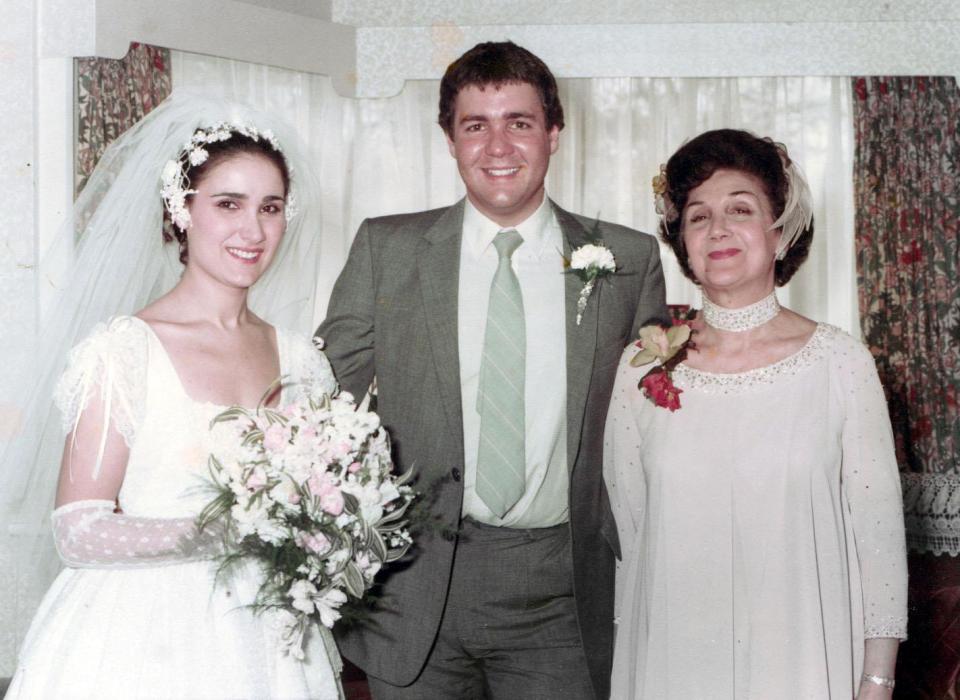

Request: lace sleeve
left=835, top=334, right=909, bottom=640
left=52, top=499, right=222, bottom=569
left=53, top=317, right=148, bottom=450
left=281, top=330, right=339, bottom=401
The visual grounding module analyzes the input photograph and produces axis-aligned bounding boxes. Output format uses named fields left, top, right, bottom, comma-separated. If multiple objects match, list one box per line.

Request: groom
left=319, top=41, right=667, bottom=699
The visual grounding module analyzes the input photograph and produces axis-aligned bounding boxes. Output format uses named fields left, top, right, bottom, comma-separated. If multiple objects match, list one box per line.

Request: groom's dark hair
left=438, top=41, right=565, bottom=137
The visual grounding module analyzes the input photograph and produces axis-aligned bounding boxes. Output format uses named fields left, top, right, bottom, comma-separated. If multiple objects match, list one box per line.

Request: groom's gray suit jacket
left=318, top=198, right=667, bottom=699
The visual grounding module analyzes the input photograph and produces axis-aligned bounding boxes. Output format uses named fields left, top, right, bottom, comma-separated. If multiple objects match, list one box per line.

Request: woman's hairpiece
left=652, top=164, right=678, bottom=224
left=769, top=145, right=814, bottom=260
left=160, top=121, right=291, bottom=232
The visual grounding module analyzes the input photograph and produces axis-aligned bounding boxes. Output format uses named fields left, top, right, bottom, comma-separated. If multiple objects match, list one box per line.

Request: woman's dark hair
left=438, top=41, right=565, bottom=137
left=659, top=128, right=813, bottom=287
left=162, top=132, right=290, bottom=264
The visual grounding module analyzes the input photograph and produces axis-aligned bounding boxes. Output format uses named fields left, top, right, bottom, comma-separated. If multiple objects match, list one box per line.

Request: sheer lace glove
left=52, top=499, right=223, bottom=569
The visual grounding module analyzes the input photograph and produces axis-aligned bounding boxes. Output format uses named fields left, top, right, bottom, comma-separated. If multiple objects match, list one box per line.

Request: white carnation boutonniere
left=563, top=223, right=619, bottom=325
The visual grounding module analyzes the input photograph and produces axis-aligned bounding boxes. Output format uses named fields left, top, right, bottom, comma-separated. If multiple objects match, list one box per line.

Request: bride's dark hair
left=161, top=133, right=290, bottom=264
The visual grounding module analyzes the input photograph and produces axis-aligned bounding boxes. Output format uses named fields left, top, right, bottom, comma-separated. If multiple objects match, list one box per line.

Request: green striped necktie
left=476, top=228, right=526, bottom=518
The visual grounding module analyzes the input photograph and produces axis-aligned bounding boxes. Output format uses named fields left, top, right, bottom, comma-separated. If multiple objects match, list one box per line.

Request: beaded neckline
left=702, top=291, right=780, bottom=332
left=672, top=323, right=832, bottom=395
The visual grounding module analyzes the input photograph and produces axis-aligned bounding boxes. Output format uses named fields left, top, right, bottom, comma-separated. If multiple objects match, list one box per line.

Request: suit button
left=451, top=468, right=461, bottom=482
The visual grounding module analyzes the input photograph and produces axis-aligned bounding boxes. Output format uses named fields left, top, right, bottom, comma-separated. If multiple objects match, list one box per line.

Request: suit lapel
left=417, top=200, right=466, bottom=441
left=553, top=202, right=599, bottom=472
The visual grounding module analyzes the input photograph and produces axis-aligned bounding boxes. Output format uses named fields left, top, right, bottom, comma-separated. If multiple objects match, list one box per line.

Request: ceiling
left=234, top=0, right=960, bottom=27
left=232, top=0, right=333, bottom=20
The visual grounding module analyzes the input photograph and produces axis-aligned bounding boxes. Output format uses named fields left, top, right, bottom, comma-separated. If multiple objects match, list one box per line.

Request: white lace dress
left=604, top=324, right=908, bottom=700
left=7, top=316, right=344, bottom=700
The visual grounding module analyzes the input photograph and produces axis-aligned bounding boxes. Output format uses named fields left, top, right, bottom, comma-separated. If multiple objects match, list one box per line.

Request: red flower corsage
left=630, top=319, right=696, bottom=411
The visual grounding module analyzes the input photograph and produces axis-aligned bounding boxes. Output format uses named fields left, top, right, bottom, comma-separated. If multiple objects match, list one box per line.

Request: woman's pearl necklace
left=702, top=291, right=781, bottom=332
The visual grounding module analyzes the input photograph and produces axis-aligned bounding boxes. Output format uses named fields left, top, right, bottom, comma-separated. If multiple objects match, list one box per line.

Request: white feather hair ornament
left=769, top=147, right=814, bottom=261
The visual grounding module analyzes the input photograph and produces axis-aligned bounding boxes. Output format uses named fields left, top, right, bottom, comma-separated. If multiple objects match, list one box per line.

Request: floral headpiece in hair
left=652, top=164, right=678, bottom=224
left=160, top=121, right=292, bottom=232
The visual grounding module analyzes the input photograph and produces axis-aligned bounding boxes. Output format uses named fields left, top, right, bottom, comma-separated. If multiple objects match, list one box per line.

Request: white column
left=0, top=0, right=39, bottom=676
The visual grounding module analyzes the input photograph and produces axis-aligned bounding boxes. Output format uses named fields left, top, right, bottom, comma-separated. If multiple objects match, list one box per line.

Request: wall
left=0, top=0, right=37, bottom=670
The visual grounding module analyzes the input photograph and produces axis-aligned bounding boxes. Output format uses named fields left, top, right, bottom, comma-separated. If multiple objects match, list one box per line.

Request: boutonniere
left=631, top=320, right=695, bottom=411
left=563, top=222, right=618, bottom=326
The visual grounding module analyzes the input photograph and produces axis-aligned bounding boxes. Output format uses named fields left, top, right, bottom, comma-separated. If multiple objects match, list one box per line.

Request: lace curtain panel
left=853, top=76, right=960, bottom=556
left=75, top=43, right=171, bottom=195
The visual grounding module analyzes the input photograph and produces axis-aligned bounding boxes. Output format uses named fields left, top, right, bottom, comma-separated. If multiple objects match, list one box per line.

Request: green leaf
left=341, top=491, right=360, bottom=514
left=242, top=430, right=264, bottom=447
left=209, top=407, right=247, bottom=428
left=370, top=530, right=388, bottom=563
left=207, top=454, right=223, bottom=474
left=342, top=561, right=366, bottom=599
left=385, top=541, right=412, bottom=563
left=196, top=491, right=232, bottom=531
left=257, top=376, right=286, bottom=414
left=377, top=502, right=411, bottom=527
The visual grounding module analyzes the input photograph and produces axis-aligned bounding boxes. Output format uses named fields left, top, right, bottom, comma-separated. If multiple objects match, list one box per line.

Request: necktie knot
left=493, top=229, right=523, bottom=260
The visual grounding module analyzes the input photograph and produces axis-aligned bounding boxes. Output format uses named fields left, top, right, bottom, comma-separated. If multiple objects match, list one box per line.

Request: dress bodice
left=55, top=316, right=337, bottom=517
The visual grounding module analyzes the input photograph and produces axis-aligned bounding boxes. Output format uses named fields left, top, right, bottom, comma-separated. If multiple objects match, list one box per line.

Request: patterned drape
left=853, top=76, right=960, bottom=473
left=75, top=42, right=171, bottom=195
left=852, top=76, right=960, bottom=554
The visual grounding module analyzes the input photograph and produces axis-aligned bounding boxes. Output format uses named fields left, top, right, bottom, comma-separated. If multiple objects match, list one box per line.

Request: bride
left=3, top=95, right=343, bottom=698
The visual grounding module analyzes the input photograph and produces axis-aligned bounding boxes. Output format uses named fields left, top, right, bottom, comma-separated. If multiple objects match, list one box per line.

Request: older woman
left=604, top=129, right=907, bottom=699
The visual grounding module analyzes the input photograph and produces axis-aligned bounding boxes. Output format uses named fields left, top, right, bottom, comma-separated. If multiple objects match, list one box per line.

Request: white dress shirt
left=458, top=196, right=568, bottom=528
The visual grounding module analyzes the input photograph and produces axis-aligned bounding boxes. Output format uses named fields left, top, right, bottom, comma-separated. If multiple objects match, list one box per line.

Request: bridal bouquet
left=198, top=380, right=414, bottom=658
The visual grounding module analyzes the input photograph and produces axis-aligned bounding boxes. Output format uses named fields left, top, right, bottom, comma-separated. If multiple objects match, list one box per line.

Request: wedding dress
left=7, top=316, right=343, bottom=699
left=604, top=323, right=908, bottom=699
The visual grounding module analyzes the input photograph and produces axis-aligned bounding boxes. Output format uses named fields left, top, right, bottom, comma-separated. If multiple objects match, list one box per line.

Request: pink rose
left=307, top=472, right=345, bottom=516
left=332, top=441, right=352, bottom=460
left=246, top=466, right=268, bottom=490
left=297, top=531, right=331, bottom=555
left=263, top=424, right=289, bottom=452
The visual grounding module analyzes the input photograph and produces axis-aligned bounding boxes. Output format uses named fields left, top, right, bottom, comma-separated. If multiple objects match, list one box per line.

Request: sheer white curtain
left=173, top=52, right=856, bottom=332
left=554, top=78, right=857, bottom=331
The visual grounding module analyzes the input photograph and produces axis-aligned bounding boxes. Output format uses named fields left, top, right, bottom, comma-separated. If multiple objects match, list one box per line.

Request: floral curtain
left=852, top=76, right=960, bottom=554
left=75, top=43, right=171, bottom=195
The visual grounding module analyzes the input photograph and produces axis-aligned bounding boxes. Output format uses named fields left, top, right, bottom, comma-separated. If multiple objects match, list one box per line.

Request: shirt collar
left=462, top=195, right=557, bottom=260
